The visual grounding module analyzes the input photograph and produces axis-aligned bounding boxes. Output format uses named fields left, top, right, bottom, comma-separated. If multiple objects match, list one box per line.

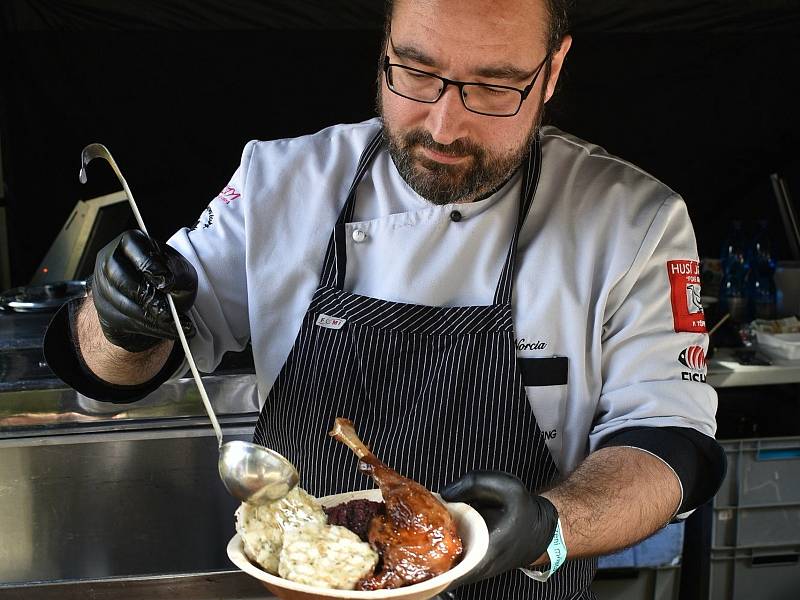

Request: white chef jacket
left=168, top=118, right=717, bottom=476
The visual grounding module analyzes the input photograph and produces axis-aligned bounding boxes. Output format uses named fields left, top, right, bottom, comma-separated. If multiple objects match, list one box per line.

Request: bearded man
left=46, top=1, right=725, bottom=598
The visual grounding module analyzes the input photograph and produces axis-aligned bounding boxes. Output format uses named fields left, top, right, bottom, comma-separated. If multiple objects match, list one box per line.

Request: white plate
left=227, top=488, right=488, bottom=600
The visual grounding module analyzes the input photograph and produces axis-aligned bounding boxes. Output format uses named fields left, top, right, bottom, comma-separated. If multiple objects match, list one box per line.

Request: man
left=45, top=1, right=725, bottom=598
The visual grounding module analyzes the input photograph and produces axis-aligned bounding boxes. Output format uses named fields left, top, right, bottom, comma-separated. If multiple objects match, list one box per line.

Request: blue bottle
left=746, top=220, right=777, bottom=320
left=719, top=221, right=749, bottom=322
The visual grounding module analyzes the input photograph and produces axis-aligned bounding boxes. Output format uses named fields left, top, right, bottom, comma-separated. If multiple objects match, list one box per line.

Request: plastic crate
left=598, top=522, right=684, bottom=569
left=592, top=565, right=679, bottom=600
left=713, top=437, right=800, bottom=549
left=708, top=546, right=800, bottom=600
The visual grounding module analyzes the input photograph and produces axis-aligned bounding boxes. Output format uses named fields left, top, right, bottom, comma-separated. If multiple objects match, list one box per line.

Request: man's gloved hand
left=440, top=470, right=558, bottom=587
left=90, top=230, right=198, bottom=353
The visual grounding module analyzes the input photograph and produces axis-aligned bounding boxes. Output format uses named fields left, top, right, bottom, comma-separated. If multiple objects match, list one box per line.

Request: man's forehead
left=390, top=0, right=548, bottom=65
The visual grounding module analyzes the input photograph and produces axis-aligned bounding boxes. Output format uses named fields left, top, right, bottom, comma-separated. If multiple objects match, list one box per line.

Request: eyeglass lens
left=387, top=66, right=522, bottom=116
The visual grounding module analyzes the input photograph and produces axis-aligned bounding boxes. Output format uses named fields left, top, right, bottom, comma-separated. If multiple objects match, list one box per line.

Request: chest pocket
left=518, top=356, right=568, bottom=387
left=519, top=357, right=568, bottom=469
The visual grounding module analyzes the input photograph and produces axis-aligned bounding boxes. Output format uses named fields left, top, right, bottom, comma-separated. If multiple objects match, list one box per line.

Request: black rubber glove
left=439, top=470, right=559, bottom=587
left=90, top=230, right=198, bottom=353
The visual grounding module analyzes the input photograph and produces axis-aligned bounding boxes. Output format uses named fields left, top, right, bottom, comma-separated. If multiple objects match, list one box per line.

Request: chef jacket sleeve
left=165, top=142, right=255, bottom=374
left=589, top=194, right=725, bottom=515
left=597, top=425, right=726, bottom=517
left=42, top=142, right=257, bottom=401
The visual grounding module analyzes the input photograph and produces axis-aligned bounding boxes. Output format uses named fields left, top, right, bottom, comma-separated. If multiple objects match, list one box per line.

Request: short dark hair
left=543, top=0, right=571, bottom=54
left=383, top=0, right=571, bottom=55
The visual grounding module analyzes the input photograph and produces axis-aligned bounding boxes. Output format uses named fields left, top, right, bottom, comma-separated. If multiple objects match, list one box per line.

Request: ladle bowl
left=219, top=441, right=300, bottom=504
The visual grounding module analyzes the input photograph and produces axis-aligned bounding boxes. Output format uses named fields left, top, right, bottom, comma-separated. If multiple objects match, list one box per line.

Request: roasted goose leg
left=329, top=418, right=464, bottom=590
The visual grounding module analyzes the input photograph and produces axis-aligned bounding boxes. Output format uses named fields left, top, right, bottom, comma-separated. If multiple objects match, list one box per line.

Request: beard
left=379, top=98, right=542, bottom=205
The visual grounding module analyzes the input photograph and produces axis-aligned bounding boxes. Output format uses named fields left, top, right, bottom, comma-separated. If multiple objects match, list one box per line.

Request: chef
left=44, top=0, right=726, bottom=598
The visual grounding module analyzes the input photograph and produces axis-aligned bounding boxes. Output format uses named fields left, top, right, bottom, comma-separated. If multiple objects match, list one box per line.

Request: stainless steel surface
left=0, top=572, right=274, bottom=599
left=0, top=348, right=62, bottom=393
left=80, top=144, right=297, bottom=503
left=708, top=347, right=800, bottom=387
left=0, top=281, right=85, bottom=313
left=0, top=374, right=260, bottom=434
left=0, top=310, right=51, bottom=352
left=0, top=310, right=59, bottom=392
left=0, top=421, right=258, bottom=586
left=218, top=441, right=300, bottom=504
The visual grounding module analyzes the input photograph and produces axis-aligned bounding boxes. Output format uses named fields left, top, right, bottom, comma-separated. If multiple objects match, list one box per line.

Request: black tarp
left=4, top=1, right=799, bottom=32
left=1, top=1, right=799, bottom=285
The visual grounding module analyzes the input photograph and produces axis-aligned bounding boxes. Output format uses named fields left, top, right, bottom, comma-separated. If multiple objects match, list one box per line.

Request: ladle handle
left=164, top=295, right=224, bottom=448
left=80, top=143, right=224, bottom=448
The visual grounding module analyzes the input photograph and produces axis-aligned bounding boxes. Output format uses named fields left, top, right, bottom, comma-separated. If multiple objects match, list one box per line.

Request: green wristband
left=520, top=517, right=567, bottom=582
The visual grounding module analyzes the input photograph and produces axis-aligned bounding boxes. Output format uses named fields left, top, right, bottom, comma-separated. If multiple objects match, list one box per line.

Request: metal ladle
left=79, top=143, right=299, bottom=504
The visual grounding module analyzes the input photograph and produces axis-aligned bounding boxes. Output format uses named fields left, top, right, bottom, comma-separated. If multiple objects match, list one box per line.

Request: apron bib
left=254, top=131, right=597, bottom=599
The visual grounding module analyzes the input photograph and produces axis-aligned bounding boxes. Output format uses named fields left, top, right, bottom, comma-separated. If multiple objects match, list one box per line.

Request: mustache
left=402, top=129, right=483, bottom=159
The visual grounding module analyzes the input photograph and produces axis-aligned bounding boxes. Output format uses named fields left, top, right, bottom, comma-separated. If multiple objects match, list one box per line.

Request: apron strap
left=319, top=130, right=384, bottom=289
left=319, top=128, right=543, bottom=303
left=493, top=133, right=543, bottom=305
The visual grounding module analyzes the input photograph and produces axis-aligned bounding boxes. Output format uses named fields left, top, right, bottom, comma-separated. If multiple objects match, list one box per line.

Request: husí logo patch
left=316, top=314, right=346, bottom=330
left=666, top=260, right=706, bottom=333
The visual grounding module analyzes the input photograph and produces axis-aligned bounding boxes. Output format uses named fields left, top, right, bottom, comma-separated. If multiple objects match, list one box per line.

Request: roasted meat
left=329, top=418, right=464, bottom=590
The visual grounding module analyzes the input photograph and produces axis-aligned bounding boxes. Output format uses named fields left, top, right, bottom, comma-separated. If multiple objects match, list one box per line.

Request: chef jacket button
left=352, top=229, right=367, bottom=243
left=450, top=210, right=463, bottom=222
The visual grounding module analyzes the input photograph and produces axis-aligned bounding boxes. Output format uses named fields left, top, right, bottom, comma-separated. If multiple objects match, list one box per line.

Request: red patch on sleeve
left=666, top=260, right=706, bottom=333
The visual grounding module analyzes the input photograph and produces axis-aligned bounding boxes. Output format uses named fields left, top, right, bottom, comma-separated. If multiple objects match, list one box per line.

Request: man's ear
left=544, top=34, right=572, bottom=104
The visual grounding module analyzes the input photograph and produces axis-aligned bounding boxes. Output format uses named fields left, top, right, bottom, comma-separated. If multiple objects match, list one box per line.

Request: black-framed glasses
left=383, top=54, right=550, bottom=117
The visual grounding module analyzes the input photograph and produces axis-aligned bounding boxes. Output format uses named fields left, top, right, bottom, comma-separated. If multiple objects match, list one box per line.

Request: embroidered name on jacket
left=666, top=260, right=706, bottom=333
left=515, top=338, right=548, bottom=351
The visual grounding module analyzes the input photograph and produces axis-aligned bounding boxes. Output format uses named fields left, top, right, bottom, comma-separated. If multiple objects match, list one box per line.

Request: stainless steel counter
left=707, top=347, right=800, bottom=387
left=0, top=374, right=264, bottom=589
left=0, top=373, right=260, bottom=433
left=0, top=571, right=273, bottom=599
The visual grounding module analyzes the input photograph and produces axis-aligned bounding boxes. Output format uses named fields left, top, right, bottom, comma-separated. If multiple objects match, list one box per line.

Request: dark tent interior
left=1, top=0, right=799, bottom=288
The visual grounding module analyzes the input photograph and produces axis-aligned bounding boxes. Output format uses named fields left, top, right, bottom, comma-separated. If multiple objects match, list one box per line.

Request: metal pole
left=0, top=131, right=11, bottom=290
left=771, top=173, right=800, bottom=261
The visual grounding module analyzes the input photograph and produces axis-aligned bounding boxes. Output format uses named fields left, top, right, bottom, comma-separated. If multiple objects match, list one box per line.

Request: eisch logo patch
left=679, top=345, right=707, bottom=382
left=679, top=345, right=706, bottom=370
left=667, top=260, right=706, bottom=333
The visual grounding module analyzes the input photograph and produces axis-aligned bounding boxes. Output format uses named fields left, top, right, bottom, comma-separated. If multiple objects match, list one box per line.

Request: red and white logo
left=678, top=345, right=706, bottom=370
left=666, top=260, right=706, bottom=333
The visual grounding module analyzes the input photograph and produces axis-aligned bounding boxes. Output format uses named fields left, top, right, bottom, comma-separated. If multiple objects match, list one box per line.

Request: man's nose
left=424, top=84, right=470, bottom=146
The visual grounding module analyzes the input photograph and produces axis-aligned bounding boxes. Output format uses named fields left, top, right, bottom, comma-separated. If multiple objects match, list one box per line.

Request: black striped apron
left=254, top=131, right=597, bottom=599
